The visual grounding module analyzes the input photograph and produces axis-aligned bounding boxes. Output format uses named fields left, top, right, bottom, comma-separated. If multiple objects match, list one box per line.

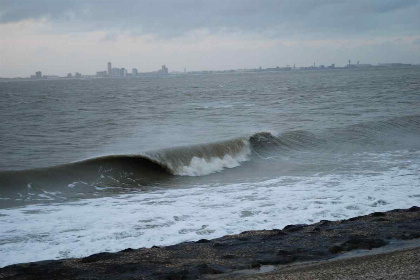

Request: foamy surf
left=0, top=151, right=418, bottom=267
left=146, top=138, right=251, bottom=176
left=176, top=140, right=251, bottom=176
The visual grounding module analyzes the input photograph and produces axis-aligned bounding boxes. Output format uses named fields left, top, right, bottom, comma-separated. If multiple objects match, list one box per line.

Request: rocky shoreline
left=1, top=206, right=419, bottom=279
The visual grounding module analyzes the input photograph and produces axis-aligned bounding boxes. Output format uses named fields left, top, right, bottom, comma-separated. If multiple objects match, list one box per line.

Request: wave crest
left=146, top=138, right=251, bottom=176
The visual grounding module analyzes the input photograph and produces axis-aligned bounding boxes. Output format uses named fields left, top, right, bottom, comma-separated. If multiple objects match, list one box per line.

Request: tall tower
left=107, top=62, right=112, bottom=76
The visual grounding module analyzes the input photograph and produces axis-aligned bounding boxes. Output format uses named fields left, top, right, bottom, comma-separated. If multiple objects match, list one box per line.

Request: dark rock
left=162, top=269, right=189, bottom=280
left=370, top=212, right=386, bottom=217
left=283, top=224, right=307, bottom=232
left=194, top=264, right=227, bottom=274
left=104, top=263, right=143, bottom=274
left=250, top=263, right=261, bottom=269
left=329, top=238, right=388, bottom=254
left=121, top=248, right=134, bottom=252
left=399, top=232, right=420, bottom=240
left=277, top=249, right=291, bottom=256
left=408, top=206, right=420, bottom=212
left=195, top=239, right=211, bottom=243
left=213, top=242, right=225, bottom=248
left=295, top=249, right=328, bottom=261
left=373, top=218, right=389, bottom=222
left=251, top=249, right=295, bottom=265
left=340, top=237, right=388, bottom=251
left=329, top=245, right=342, bottom=254
left=221, top=254, right=236, bottom=259
left=81, top=252, right=117, bottom=263
left=263, top=230, right=287, bottom=239
left=274, top=229, right=287, bottom=235
left=275, top=255, right=295, bottom=264
left=257, top=255, right=295, bottom=265
left=310, top=227, right=321, bottom=233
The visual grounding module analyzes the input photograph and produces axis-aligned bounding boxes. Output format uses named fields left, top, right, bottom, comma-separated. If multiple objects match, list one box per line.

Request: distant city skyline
left=20, top=61, right=415, bottom=80
left=1, top=1, right=420, bottom=78
left=3, top=57, right=420, bottom=79
left=26, top=62, right=170, bottom=79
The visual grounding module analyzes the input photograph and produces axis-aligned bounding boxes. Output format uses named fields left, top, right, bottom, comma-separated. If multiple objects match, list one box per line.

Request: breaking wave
left=145, top=138, right=251, bottom=176
left=0, top=115, right=419, bottom=198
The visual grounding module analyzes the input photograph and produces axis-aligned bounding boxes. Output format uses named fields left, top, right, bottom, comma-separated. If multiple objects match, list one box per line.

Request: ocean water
left=0, top=67, right=419, bottom=267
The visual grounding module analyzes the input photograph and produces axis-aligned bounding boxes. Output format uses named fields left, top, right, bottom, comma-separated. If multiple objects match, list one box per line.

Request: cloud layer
left=1, top=0, right=419, bottom=77
left=1, top=0, right=419, bottom=38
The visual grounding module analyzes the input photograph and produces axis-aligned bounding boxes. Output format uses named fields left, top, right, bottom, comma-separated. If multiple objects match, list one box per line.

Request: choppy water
left=0, top=67, right=419, bottom=267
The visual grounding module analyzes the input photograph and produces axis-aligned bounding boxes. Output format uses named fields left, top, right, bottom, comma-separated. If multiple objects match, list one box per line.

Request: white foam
left=176, top=141, right=251, bottom=176
left=0, top=151, right=419, bottom=267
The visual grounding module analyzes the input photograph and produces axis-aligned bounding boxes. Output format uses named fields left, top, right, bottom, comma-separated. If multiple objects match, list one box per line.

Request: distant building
left=67, top=73, right=72, bottom=78
left=266, top=66, right=292, bottom=71
left=107, top=62, right=112, bottom=76
left=354, top=63, right=372, bottom=68
left=35, top=71, right=42, bottom=79
left=158, top=65, right=169, bottom=74
left=132, top=68, right=138, bottom=76
left=75, top=72, right=82, bottom=78
left=120, top=68, right=127, bottom=77
left=96, top=71, right=107, bottom=77
left=112, top=68, right=120, bottom=76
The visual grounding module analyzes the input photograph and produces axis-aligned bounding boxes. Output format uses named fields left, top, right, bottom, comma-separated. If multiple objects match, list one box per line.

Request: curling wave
left=144, top=137, right=251, bottom=176
left=0, top=115, right=419, bottom=196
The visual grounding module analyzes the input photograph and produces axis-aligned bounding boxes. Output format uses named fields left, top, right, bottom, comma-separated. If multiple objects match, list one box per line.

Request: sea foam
left=0, top=150, right=418, bottom=267
left=176, top=141, right=251, bottom=176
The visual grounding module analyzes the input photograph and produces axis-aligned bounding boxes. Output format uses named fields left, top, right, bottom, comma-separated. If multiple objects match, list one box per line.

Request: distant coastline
left=1, top=63, right=417, bottom=81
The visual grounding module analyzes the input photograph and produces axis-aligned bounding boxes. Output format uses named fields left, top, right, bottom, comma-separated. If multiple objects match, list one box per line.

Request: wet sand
left=224, top=246, right=420, bottom=279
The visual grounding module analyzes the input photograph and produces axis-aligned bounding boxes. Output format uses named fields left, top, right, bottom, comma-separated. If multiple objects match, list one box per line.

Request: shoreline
left=1, top=206, right=419, bottom=279
left=224, top=245, right=420, bottom=279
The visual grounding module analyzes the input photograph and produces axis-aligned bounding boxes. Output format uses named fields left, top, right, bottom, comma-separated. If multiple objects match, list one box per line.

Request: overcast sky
left=1, top=0, right=420, bottom=77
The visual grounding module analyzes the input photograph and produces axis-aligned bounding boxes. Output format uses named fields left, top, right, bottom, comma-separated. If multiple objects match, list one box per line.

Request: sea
left=0, top=67, right=419, bottom=267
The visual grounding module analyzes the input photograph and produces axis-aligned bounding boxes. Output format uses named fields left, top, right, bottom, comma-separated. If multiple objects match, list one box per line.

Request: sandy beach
left=225, top=246, right=420, bottom=279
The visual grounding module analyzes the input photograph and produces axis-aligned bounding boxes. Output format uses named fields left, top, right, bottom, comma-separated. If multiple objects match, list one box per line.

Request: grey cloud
left=1, top=0, right=419, bottom=38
